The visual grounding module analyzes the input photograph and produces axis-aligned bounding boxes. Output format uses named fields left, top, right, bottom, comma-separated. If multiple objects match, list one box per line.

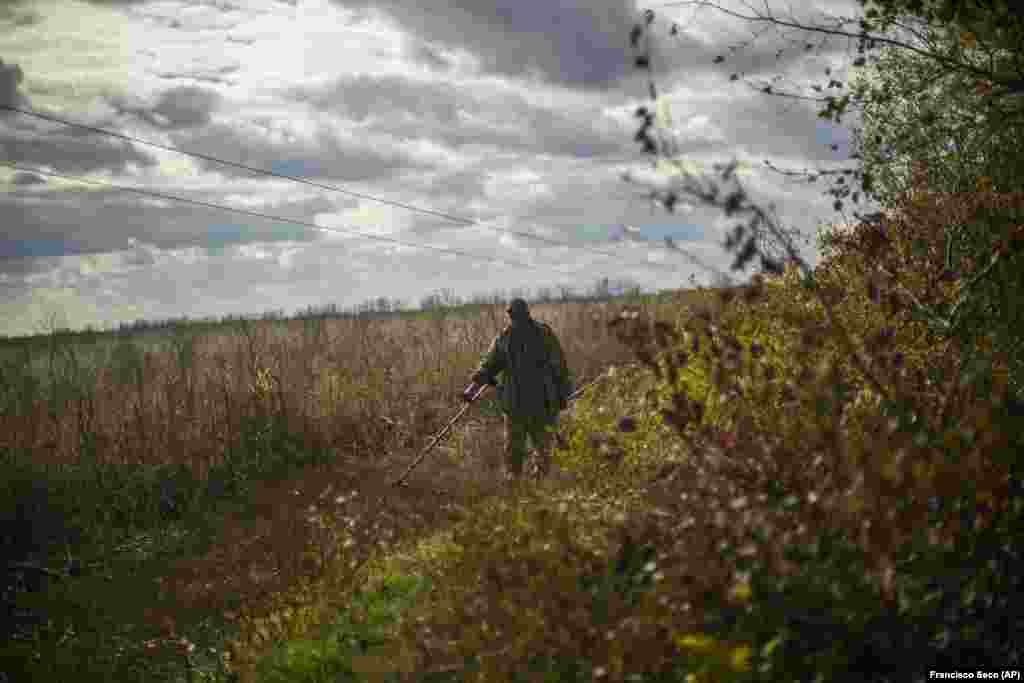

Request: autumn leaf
left=959, top=31, right=978, bottom=50
left=675, top=632, right=718, bottom=653
left=730, top=645, right=754, bottom=672
left=728, top=581, right=753, bottom=602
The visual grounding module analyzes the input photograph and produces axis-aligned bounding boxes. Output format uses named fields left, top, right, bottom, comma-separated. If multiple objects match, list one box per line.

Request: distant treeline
left=0, top=276, right=713, bottom=345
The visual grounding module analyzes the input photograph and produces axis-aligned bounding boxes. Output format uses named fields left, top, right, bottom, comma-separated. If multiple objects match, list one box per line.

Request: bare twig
left=653, top=0, right=1024, bottom=94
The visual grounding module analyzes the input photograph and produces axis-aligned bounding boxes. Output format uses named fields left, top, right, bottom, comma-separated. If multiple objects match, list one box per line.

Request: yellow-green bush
left=387, top=487, right=677, bottom=681
left=556, top=362, right=683, bottom=481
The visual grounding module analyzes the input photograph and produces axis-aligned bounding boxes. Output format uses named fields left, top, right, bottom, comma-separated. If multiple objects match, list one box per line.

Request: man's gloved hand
left=462, top=382, right=482, bottom=402
left=559, top=383, right=573, bottom=411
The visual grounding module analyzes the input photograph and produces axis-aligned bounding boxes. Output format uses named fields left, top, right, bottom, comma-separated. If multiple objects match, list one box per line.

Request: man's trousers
left=503, top=414, right=557, bottom=478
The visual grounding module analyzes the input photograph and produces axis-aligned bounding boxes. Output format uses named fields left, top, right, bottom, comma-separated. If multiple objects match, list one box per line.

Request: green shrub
left=252, top=573, right=429, bottom=683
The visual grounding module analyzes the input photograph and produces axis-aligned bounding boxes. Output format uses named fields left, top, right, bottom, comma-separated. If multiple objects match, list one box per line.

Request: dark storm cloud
left=0, top=187, right=338, bottom=279
left=0, top=254, right=58, bottom=281
left=408, top=41, right=452, bottom=71
left=330, top=0, right=854, bottom=93
left=0, top=4, right=41, bottom=27
left=0, top=0, right=42, bottom=27
left=295, top=73, right=633, bottom=160
left=0, top=118, right=159, bottom=176
left=122, top=239, right=158, bottom=267
left=307, top=1, right=862, bottom=177
left=0, top=199, right=67, bottom=280
left=110, top=85, right=224, bottom=129
left=152, top=86, right=222, bottom=128
left=156, top=66, right=240, bottom=86
left=0, top=60, right=158, bottom=176
left=300, top=73, right=460, bottom=124
left=330, top=0, right=643, bottom=90
left=425, top=167, right=488, bottom=201
left=11, top=171, right=45, bottom=185
left=176, top=116, right=437, bottom=182
left=0, top=57, right=27, bottom=109
left=0, top=238, right=86, bottom=259
left=0, top=190, right=191, bottom=258
left=708, top=90, right=853, bottom=163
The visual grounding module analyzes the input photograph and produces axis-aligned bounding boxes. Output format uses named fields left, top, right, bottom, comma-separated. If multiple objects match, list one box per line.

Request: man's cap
left=507, top=298, right=530, bottom=316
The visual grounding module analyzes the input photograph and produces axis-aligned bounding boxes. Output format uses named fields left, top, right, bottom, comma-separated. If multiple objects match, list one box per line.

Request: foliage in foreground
left=251, top=573, right=430, bottom=683
left=363, top=184, right=1024, bottom=681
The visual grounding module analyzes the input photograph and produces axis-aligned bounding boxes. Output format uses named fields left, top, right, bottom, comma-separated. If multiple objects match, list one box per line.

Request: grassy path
left=5, top=408, right=583, bottom=683
left=215, top=415, right=583, bottom=682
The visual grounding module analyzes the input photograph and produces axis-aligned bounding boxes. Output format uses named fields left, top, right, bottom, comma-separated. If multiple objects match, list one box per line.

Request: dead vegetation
left=0, top=291, right=715, bottom=681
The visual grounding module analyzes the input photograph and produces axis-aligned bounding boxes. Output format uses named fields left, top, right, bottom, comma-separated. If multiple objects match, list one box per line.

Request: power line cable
left=0, top=161, right=567, bottom=275
left=0, top=103, right=689, bottom=273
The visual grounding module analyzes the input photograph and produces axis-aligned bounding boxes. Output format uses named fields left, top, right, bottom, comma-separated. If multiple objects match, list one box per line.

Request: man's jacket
left=471, top=318, right=573, bottom=420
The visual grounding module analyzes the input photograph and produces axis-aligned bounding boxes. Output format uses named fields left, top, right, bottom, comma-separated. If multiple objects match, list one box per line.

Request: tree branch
left=743, top=82, right=827, bottom=103
left=652, top=0, right=1024, bottom=93
left=946, top=251, right=1006, bottom=334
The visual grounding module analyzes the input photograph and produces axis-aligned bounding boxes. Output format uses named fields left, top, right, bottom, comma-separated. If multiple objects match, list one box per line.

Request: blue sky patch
left=206, top=224, right=249, bottom=255
left=270, top=159, right=325, bottom=178
left=205, top=222, right=312, bottom=255
left=816, top=120, right=852, bottom=158
left=0, top=239, right=86, bottom=259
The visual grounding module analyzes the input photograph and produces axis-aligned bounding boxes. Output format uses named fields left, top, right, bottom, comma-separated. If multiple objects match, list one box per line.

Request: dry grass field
left=0, top=288, right=720, bottom=682
left=1, top=296, right=689, bottom=470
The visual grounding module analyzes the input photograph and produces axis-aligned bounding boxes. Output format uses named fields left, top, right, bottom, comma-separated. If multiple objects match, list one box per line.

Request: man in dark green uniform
left=463, top=298, right=573, bottom=481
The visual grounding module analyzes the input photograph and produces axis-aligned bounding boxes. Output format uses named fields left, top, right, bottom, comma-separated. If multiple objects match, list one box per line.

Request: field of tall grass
left=0, top=291, right=693, bottom=682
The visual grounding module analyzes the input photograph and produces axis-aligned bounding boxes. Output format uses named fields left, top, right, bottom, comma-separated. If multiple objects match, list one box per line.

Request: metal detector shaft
left=391, top=383, right=489, bottom=487
left=567, top=371, right=609, bottom=402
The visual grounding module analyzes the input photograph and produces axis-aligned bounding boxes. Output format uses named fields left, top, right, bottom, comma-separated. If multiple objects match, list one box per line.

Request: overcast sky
left=0, top=0, right=868, bottom=337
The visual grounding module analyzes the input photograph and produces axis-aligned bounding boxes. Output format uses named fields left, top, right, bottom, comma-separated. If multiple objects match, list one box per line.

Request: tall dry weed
left=1, top=294, right=660, bottom=679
